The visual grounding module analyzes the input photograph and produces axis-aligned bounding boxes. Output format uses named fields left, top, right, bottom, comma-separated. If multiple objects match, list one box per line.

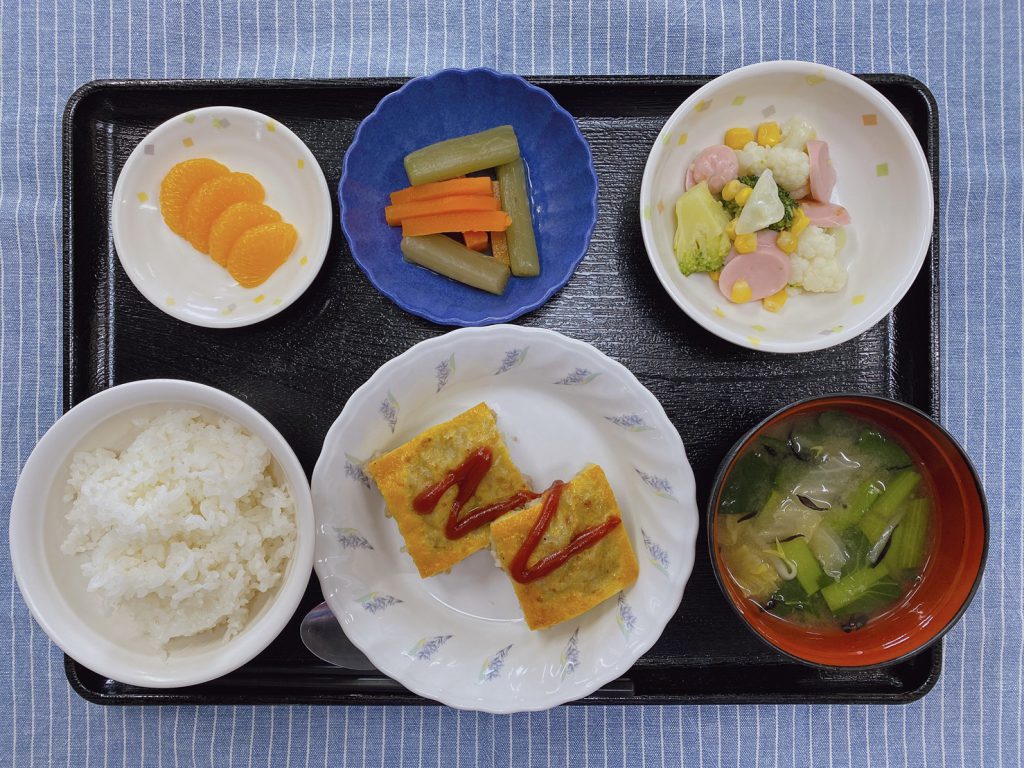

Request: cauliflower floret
left=788, top=183, right=810, bottom=200
left=779, top=115, right=817, bottom=150
left=789, top=225, right=847, bottom=293
left=734, top=141, right=769, bottom=176
left=765, top=145, right=810, bottom=195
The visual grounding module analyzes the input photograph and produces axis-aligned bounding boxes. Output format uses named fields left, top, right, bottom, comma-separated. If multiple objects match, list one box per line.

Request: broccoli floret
left=673, top=181, right=731, bottom=275
left=769, top=186, right=797, bottom=231
left=722, top=174, right=797, bottom=231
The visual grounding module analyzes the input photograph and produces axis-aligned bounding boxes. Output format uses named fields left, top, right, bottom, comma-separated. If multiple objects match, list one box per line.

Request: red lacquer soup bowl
left=708, top=394, right=988, bottom=669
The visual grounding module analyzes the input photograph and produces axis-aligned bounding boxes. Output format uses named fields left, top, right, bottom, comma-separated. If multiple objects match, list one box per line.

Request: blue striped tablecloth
left=1, top=1, right=1019, bottom=765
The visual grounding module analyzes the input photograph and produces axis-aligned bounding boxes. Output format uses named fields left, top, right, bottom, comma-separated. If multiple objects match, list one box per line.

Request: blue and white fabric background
left=0, top=0, right=1019, bottom=765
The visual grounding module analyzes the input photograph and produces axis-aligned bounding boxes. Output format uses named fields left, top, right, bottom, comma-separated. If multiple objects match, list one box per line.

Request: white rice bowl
left=61, top=409, right=297, bottom=647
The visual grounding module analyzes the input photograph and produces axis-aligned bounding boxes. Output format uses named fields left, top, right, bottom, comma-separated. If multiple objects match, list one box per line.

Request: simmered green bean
left=400, top=235, right=511, bottom=295
left=496, top=158, right=540, bottom=277
left=403, top=126, right=520, bottom=186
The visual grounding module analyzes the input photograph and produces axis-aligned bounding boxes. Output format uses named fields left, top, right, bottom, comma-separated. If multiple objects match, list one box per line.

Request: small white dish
left=312, top=325, right=699, bottom=713
left=9, top=379, right=315, bottom=688
left=111, top=106, right=332, bottom=328
left=640, top=60, right=933, bottom=353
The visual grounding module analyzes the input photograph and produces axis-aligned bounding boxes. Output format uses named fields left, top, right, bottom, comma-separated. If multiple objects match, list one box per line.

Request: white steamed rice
left=61, top=409, right=296, bottom=647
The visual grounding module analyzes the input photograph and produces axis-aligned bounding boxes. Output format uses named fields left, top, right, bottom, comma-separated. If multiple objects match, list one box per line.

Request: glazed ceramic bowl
left=339, top=68, right=598, bottom=326
left=707, top=394, right=987, bottom=668
left=640, top=60, right=933, bottom=353
left=9, top=380, right=315, bottom=687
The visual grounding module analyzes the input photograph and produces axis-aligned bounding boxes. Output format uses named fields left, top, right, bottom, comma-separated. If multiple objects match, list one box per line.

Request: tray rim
left=64, top=654, right=942, bottom=707
left=60, top=72, right=942, bottom=707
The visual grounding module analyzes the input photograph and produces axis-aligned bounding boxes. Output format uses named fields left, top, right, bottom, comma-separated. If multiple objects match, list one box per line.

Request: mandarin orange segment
left=226, top=222, right=298, bottom=288
left=183, top=172, right=265, bottom=253
left=159, top=158, right=229, bottom=236
left=208, top=202, right=283, bottom=266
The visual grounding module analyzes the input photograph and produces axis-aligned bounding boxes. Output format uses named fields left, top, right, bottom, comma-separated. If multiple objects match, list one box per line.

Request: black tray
left=62, top=74, right=941, bottom=706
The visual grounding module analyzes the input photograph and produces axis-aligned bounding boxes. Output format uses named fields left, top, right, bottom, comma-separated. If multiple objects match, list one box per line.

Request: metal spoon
left=299, top=601, right=376, bottom=671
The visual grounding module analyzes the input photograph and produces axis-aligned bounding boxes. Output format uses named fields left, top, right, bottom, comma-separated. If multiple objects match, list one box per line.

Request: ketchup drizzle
left=412, top=447, right=541, bottom=539
left=509, top=481, right=622, bottom=584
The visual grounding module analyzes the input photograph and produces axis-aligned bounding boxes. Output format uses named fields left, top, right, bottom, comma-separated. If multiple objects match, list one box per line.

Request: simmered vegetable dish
left=716, top=410, right=931, bottom=632
left=385, top=126, right=540, bottom=295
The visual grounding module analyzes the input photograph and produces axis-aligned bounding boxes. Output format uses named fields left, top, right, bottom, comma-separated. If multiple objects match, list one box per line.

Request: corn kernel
left=709, top=270, right=721, bottom=282
left=734, top=186, right=752, bottom=206
left=730, top=280, right=753, bottom=303
left=763, top=288, right=789, bottom=312
left=725, top=219, right=738, bottom=240
left=790, top=207, right=810, bottom=237
left=756, top=121, right=781, bottom=147
left=721, top=179, right=744, bottom=201
left=734, top=233, right=757, bottom=254
left=776, top=231, right=798, bottom=254
left=724, top=127, right=755, bottom=150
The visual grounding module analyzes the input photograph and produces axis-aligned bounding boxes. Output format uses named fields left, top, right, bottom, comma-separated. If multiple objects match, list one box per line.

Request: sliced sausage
left=724, top=229, right=783, bottom=265
left=800, top=200, right=852, bottom=228
left=687, top=144, right=739, bottom=195
left=719, top=247, right=791, bottom=302
left=806, top=139, right=837, bottom=202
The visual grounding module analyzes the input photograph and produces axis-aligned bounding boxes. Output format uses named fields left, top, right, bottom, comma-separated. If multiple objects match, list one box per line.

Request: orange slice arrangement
left=183, top=172, right=265, bottom=253
left=227, top=223, right=299, bottom=289
left=159, top=158, right=229, bottom=236
left=159, top=159, right=298, bottom=288
left=209, top=202, right=282, bottom=266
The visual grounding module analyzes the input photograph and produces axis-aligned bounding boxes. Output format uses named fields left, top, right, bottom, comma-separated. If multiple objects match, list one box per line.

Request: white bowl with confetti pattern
left=311, top=325, right=698, bottom=713
left=640, top=60, right=933, bottom=353
left=111, top=106, right=332, bottom=328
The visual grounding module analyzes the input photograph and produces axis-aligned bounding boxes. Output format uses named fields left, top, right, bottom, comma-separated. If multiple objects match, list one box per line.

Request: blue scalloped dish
left=339, top=69, right=598, bottom=326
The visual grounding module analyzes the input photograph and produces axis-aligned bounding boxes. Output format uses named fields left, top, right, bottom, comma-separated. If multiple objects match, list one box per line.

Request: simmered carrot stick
left=384, top=195, right=499, bottom=226
left=490, top=230, right=509, bottom=265
left=401, top=211, right=512, bottom=237
left=462, top=231, right=489, bottom=251
left=390, top=177, right=494, bottom=205
left=489, top=181, right=510, bottom=265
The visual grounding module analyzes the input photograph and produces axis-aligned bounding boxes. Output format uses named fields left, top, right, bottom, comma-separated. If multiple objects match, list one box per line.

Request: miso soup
left=716, top=410, right=932, bottom=632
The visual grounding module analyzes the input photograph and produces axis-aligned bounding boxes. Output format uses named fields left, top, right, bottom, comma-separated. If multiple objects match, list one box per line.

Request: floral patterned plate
left=311, top=325, right=699, bottom=713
